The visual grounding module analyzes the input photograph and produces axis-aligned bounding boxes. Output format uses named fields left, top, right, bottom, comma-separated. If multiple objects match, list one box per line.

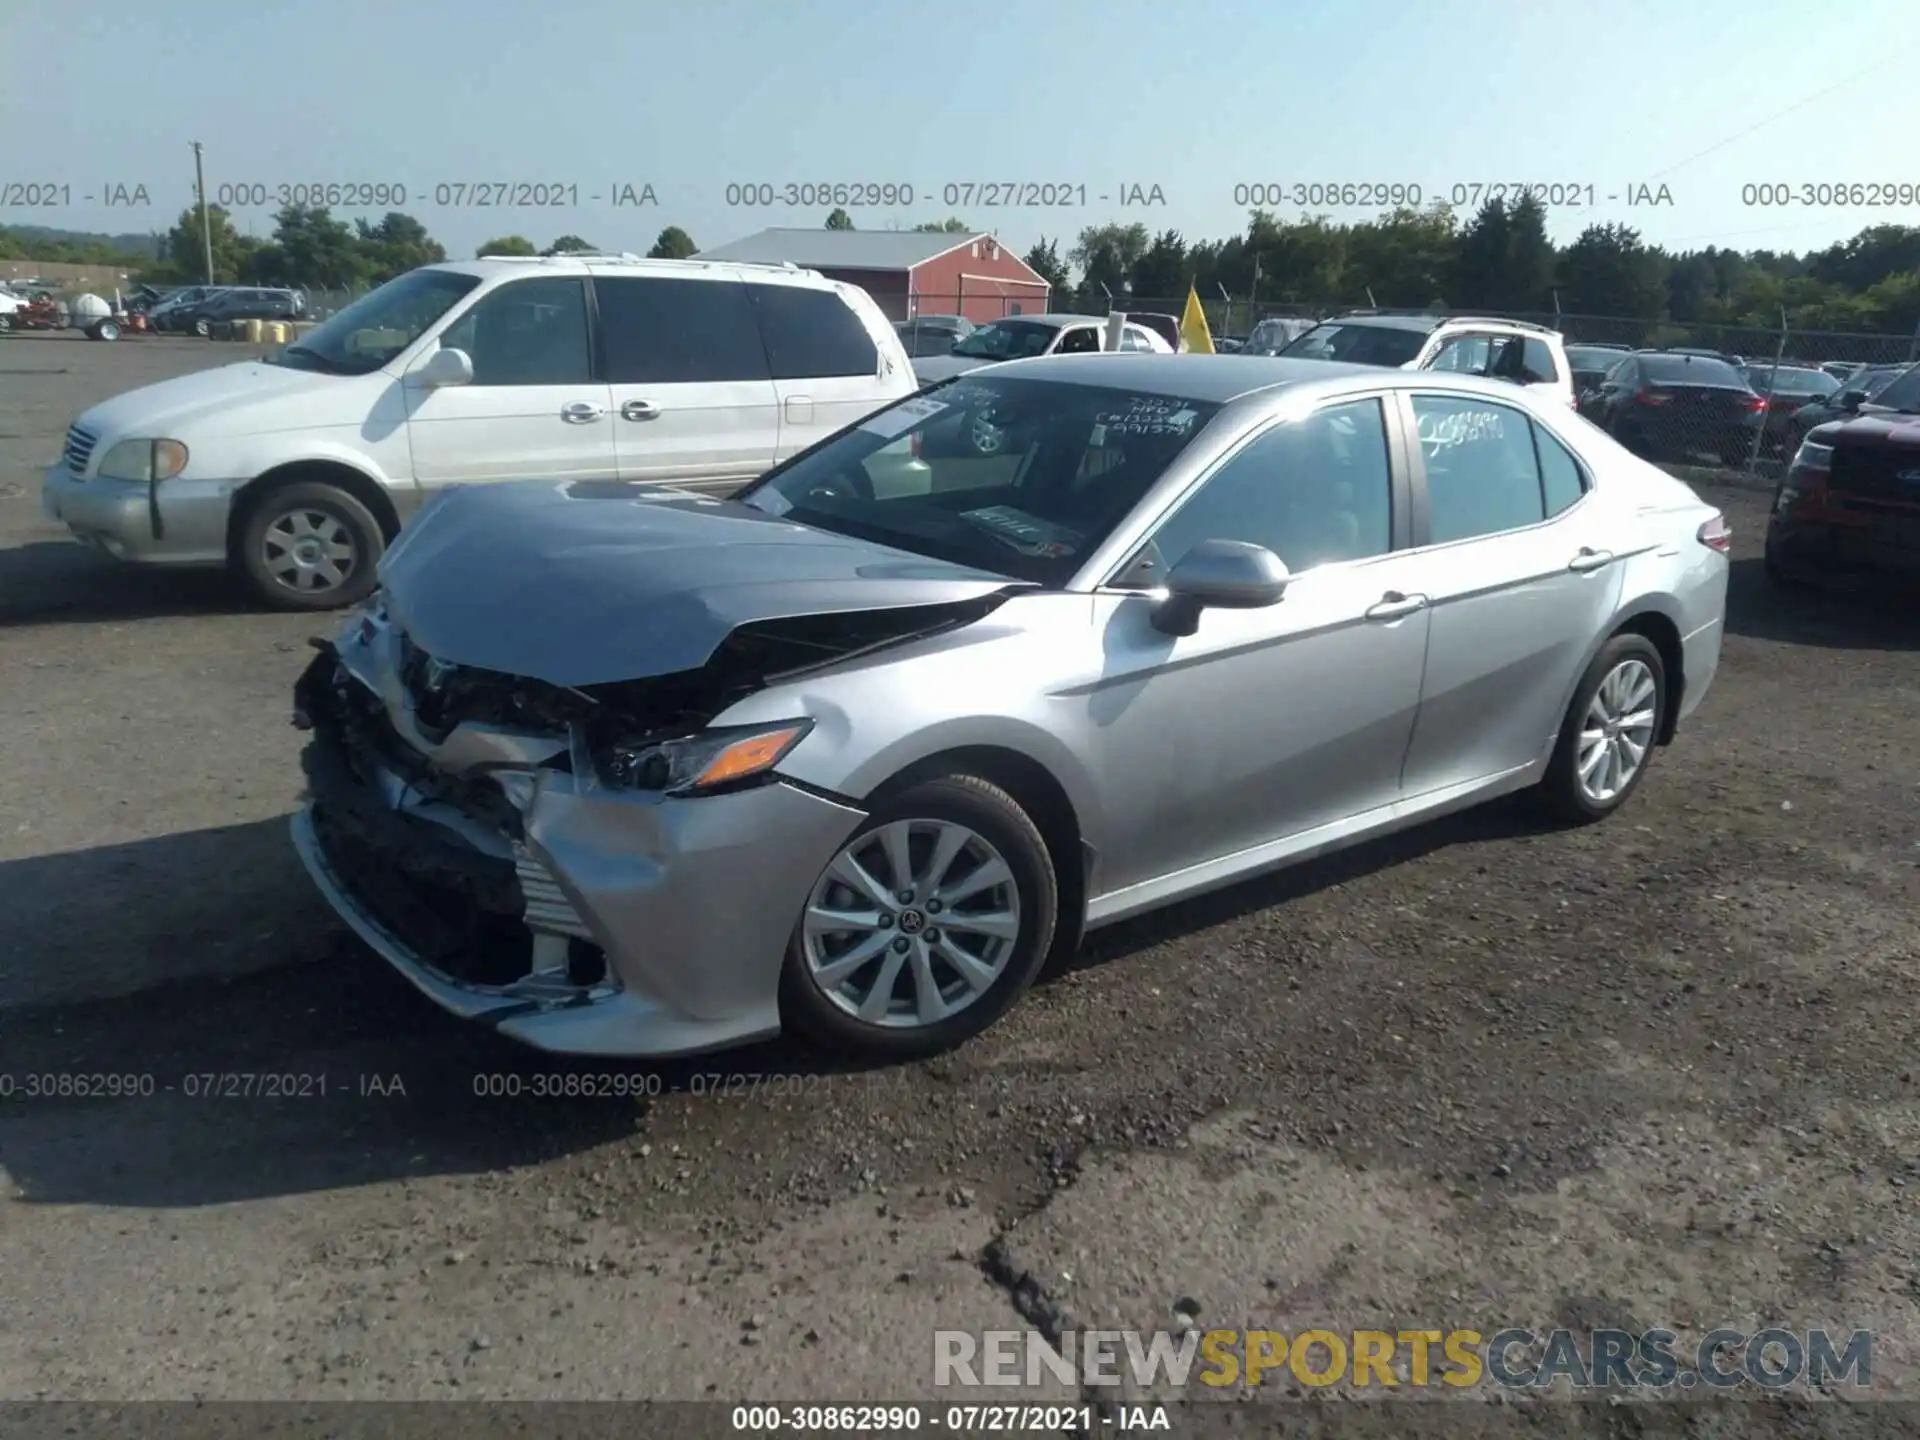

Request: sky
left=7, top=0, right=1919, bottom=268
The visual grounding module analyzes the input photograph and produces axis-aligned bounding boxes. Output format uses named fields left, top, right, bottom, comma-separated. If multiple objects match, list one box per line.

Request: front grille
left=63, top=424, right=98, bottom=475
left=1829, top=447, right=1920, bottom=505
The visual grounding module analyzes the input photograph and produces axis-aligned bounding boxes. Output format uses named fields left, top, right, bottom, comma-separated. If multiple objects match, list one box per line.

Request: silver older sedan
left=290, top=354, right=1730, bottom=1060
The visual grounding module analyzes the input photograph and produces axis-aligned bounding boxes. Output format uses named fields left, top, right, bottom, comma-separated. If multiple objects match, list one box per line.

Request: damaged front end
left=287, top=587, right=1010, bottom=1047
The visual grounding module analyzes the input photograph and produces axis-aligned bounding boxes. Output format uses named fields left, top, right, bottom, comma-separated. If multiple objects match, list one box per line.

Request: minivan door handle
left=561, top=401, right=607, bottom=423
left=1567, top=547, right=1615, bottom=572
left=620, top=399, right=661, bottom=422
left=1365, top=591, right=1428, bottom=621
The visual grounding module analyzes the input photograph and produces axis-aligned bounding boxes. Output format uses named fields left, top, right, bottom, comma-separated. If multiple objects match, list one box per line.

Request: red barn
left=694, top=227, right=1050, bottom=325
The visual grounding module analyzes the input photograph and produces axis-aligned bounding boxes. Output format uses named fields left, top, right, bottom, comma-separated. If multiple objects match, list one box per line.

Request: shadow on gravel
left=1724, top=556, right=1920, bottom=652
left=0, top=540, right=250, bottom=627
left=0, top=816, right=936, bottom=1209
left=1073, top=790, right=1564, bottom=972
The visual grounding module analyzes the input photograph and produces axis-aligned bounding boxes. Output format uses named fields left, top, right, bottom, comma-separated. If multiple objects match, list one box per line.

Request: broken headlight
left=599, top=718, right=813, bottom=795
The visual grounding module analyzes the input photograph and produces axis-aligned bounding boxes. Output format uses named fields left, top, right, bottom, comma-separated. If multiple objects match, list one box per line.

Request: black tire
left=1540, top=633, right=1667, bottom=825
left=1763, top=551, right=1807, bottom=590
left=0, top=313, right=12, bottom=333
left=779, top=773, right=1059, bottom=1060
left=235, top=479, right=384, bottom=611
left=194, top=317, right=211, bottom=338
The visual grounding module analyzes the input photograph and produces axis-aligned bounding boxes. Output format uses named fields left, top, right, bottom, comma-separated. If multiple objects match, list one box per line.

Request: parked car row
left=149, top=285, right=306, bottom=335
left=1569, top=345, right=1919, bottom=464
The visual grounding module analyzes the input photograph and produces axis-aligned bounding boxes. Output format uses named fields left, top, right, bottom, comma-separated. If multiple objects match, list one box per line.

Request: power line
left=1644, top=43, right=1920, bottom=180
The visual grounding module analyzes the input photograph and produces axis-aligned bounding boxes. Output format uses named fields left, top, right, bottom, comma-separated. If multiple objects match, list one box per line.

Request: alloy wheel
left=801, top=819, right=1023, bottom=1029
left=1577, top=658, right=1658, bottom=804
left=261, top=508, right=358, bottom=596
left=969, top=411, right=1006, bottom=455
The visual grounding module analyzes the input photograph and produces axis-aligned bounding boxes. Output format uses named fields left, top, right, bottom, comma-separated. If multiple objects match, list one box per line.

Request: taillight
left=1742, top=395, right=1767, bottom=413
left=1696, top=512, right=1732, bottom=553
left=1633, top=388, right=1672, bottom=406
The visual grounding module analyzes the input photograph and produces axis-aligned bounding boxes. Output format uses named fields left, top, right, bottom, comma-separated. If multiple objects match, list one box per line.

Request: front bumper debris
left=289, top=642, right=867, bottom=1057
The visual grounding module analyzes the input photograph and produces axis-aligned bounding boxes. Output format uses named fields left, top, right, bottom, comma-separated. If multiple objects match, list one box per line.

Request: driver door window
left=1121, top=397, right=1396, bottom=586
left=437, top=277, right=591, bottom=386
left=1054, top=327, right=1101, bottom=355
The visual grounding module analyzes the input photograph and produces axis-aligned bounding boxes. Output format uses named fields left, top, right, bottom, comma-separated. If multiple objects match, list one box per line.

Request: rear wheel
left=780, top=774, right=1058, bottom=1059
left=236, top=480, right=384, bottom=610
left=0, top=313, right=12, bottom=333
left=1541, top=635, right=1666, bottom=824
left=194, top=317, right=212, bottom=338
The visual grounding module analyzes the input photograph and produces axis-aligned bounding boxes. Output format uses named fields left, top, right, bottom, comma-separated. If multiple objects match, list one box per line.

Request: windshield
left=1278, top=321, right=1427, bottom=368
left=735, top=375, right=1221, bottom=586
left=950, top=320, right=1060, bottom=361
left=1745, top=365, right=1838, bottom=395
left=1864, top=364, right=1920, bottom=413
left=1641, top=354, right=1748, bottom=386
left=274, top=268, right=480, bottom=375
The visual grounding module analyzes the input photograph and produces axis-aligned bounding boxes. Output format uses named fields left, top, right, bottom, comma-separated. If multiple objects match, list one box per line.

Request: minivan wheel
left=237, top=480, right=384, bottom=610
left=1541, top=634, right=1666, bottom=824
left=780, top=774, right=1058, bottom=1059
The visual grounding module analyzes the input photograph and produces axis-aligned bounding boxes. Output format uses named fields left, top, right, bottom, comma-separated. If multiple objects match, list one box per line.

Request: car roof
left=980, top=352, right=1418, bottom=403
left=422, top=255, right=840, bottom=287
left=1312, top=313, right=1440, bottom=333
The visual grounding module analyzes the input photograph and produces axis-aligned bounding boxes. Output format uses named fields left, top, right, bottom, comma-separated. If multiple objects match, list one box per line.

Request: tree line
left=14, top=195, right=1918, bottom=333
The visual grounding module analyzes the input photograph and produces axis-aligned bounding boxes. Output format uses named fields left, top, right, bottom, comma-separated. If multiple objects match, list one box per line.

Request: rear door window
left=594, top=275, right=770, bottom=383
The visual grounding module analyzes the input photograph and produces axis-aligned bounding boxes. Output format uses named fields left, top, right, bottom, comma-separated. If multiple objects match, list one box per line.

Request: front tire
left=236, top=480, right=384, bottom=611
left=780, top=774, right=1058, bottom=1060
left=1541, top=634, right=1666, bottom=824
left=194, top=317, right=212, bottom=338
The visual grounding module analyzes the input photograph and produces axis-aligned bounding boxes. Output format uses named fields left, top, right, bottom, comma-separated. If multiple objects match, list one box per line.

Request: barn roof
left=693, top=227, right=983, bottom=271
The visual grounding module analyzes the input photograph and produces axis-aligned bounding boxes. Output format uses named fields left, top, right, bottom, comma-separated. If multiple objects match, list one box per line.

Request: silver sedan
left=290, top=355, right=1730, bottom=1059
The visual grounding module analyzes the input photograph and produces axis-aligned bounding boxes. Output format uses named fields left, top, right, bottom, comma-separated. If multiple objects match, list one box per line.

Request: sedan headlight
left=95, top=438, right=189, bottom=482
left=600, top=719, right=813, bottom=795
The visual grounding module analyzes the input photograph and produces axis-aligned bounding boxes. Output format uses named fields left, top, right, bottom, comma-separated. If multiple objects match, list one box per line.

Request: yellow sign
left=1179, top=283, right=1214, bottom=354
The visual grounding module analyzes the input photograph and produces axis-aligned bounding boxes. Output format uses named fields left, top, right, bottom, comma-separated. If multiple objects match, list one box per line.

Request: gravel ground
left=1, top=331, right=1916, bottom=1427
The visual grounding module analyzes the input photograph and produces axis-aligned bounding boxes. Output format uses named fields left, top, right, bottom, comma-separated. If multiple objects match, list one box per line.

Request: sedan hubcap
left=263, top=509, right=357, bottom=593
left=1578, top=658, right=1658, bottom=804
left=802, top=819, right=1021, bottom=1029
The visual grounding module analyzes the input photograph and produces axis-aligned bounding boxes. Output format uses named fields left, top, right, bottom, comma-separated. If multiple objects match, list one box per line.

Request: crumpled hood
left=377, top=480, right=1027, bottom=688
left=75, top=360, right=366, bottom=441
left=912, top=353, right=994, bottom=384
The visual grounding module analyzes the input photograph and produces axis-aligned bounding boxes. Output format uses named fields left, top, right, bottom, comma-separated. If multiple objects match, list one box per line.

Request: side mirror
left=1152, top=539, right=1291, bottom=637
left=409, top=345, right=474, bottom=389
left=1837, top=389, right=1866, bottom=410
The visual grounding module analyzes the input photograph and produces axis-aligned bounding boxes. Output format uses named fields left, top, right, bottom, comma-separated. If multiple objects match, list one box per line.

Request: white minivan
left=42, top=255, right=918, bottom=608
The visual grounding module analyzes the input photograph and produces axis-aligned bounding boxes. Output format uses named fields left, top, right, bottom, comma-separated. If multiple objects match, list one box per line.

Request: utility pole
left=190, top=141, right=214, bottom=284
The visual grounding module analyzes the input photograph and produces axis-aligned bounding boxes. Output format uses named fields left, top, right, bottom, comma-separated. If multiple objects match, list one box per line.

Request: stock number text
left=726, top=182, right=916, bottom=207
left=214, top=182, right=409, bottom=209
left=1742, top=182, right=1918, bottom=208
left=1, top=1073, right=155, bottom=1099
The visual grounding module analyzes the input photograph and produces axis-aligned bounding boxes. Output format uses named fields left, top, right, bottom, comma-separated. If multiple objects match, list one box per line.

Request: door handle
left=1365, top=591, right=1428, bottom=620
left=1567, top=547, right=1615, bottom=572
left=561, top=402, right=606, bottom=423
left=620, top=399, right=660, bottom=421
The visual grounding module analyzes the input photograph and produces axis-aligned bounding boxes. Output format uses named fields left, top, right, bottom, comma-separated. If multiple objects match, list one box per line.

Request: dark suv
left=1765, top=362, right=1920, bottom=589
left=173, top=287, right=304, bottom=336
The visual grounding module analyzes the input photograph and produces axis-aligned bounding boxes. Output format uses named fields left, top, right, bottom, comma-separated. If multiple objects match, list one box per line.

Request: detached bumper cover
left=290, top=649, right=867, bottom=1057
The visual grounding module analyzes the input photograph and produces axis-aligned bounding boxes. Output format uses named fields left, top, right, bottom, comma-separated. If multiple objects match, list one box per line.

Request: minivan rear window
left=746, top=283, right=878, bottom=379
